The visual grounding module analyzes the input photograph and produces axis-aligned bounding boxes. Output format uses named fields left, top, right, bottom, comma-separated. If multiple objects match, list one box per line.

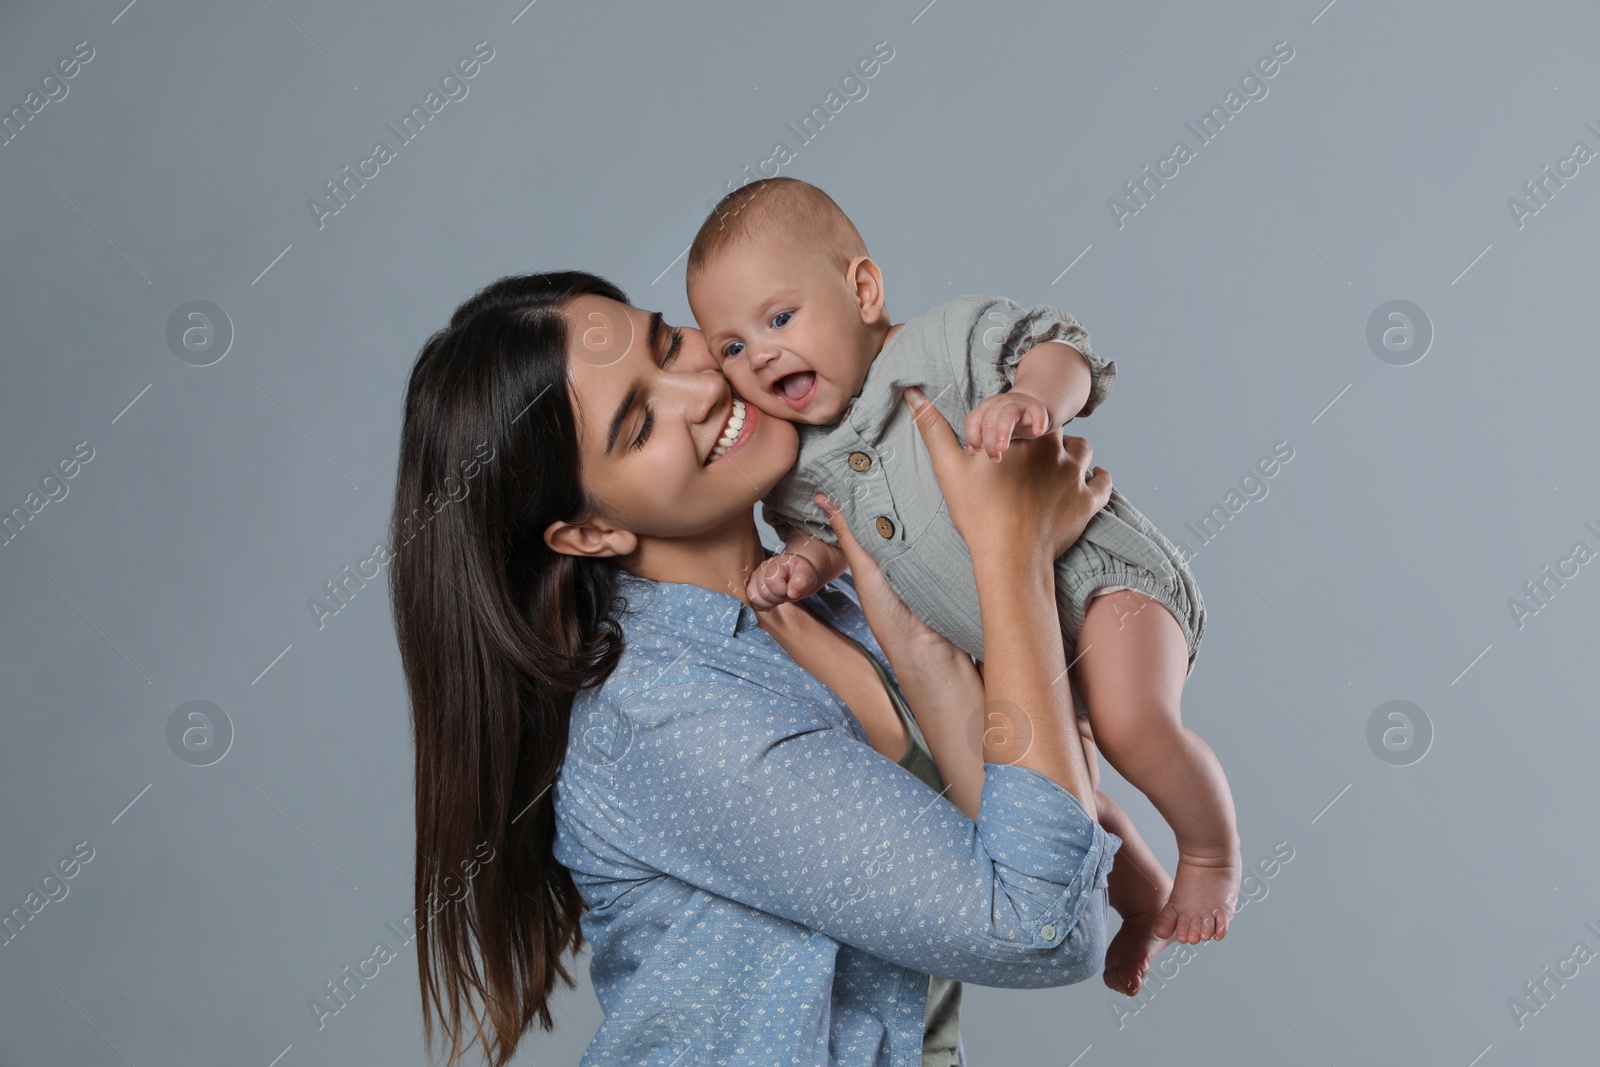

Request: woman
left=390, top=272, right=1146, bottom=1067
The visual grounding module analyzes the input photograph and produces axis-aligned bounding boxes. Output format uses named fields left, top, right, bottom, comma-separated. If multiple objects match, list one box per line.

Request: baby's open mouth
left=774, top=370, right=818, bottom=409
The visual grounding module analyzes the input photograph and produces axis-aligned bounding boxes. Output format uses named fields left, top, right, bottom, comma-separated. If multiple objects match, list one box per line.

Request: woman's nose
left=663, top=363, right=725, bottom=425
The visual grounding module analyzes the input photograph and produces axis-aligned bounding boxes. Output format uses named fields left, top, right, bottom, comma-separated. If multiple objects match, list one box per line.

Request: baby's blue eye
left=770, top=311, right=792, bottom=328
left=723, top=341, right=745, bottom=358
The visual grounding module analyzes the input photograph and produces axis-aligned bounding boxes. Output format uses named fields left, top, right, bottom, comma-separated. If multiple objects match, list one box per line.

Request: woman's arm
left=894, top=387, right=1109, bottom=810
left=566, top=669, right=1117, bottom=989
left=815, top=387, right=1111, bottom=820
left=818, top=535, right=988, bottom=819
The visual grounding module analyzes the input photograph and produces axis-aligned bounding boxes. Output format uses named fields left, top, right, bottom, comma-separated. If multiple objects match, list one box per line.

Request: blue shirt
left=552, top=568, right=1120, bottom=1066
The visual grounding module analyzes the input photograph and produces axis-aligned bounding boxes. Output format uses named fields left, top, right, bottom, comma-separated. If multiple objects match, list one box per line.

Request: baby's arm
left=747, top=523, right=849, bottom=611
left=964, top=341, right=1094, bottom=461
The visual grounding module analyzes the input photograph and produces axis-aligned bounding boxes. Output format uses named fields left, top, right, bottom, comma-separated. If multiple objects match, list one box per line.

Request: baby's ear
left=847, top=255, right=887, bottom=324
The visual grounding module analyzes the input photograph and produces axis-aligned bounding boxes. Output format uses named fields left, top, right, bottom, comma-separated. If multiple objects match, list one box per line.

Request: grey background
left=2, top=0, right=1597, bottom=1063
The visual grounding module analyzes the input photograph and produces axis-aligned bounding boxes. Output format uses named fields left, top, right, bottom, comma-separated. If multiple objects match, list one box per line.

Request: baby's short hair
left=688, top=177, right=868, bottom=279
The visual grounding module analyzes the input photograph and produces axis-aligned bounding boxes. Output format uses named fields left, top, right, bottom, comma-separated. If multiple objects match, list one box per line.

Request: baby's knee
left=1087, top=702, right=1185, bottom=774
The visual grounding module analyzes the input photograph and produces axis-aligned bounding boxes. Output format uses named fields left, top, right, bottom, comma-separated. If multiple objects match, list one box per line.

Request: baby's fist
left=747, top=552, right=823, bottom=611
left=964, top=391, right=1051, bottom=461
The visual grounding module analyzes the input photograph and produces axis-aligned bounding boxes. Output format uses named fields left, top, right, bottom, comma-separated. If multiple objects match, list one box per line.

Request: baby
left=685, top=178, right=1241, bottom=989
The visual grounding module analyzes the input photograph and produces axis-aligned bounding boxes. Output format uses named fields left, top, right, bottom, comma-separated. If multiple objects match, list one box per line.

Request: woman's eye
left=663, top=328, right=683, bottom=367
left=631, top=406, right=654, bottom=451
left=723, top=341, right=745, bottom=358
left=770, top=311, right=792, bottom=329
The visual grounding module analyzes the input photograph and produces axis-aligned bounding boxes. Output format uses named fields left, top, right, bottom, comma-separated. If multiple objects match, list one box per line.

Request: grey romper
left=762, top=295, right=1205, bottom=714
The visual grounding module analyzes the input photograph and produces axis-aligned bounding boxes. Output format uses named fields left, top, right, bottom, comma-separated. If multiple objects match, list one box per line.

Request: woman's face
left=562, top=294, right=799, bottom=538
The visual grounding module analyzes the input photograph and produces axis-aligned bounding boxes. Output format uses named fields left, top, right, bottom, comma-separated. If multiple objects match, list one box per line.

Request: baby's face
left=688, top=234, right=877, bottom=426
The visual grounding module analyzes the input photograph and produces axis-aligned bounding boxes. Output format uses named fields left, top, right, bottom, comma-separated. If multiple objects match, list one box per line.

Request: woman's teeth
left=708, top=398, right=746, bottom=463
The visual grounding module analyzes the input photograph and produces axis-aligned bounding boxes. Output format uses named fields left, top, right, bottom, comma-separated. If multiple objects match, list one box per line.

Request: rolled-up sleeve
left=960, top=296, right=1117, bottom=420
left=585, top=680, right=1121, bottom=988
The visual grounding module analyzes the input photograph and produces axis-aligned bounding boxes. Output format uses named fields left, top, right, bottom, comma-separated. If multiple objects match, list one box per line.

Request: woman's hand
left=814, top=492, right=966, bottom=669
left=905, top=386, right=1111, bottom=570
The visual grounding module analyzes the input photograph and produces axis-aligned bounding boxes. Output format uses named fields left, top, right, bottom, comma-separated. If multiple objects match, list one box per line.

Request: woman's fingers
left=1062, top=434, right=1094, bottom=472
left=1060, top=435, right=1113, bottom=508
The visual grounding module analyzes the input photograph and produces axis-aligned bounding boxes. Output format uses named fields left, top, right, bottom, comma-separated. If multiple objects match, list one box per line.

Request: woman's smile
left=706, top=396, right=760, bottom=465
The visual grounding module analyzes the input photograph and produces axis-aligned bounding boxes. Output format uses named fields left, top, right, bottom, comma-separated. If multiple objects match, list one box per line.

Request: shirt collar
left=613, top=569, right=748, bottom=638
left=612, top=565, right=859, bottom=640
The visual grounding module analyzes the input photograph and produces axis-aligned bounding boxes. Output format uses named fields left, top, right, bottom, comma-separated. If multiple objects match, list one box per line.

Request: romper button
left=1040, top=924, right=1058, bottom=940
left=875, top=516, right=895, bottom=539
left=848, top=452, right=872, bottom=472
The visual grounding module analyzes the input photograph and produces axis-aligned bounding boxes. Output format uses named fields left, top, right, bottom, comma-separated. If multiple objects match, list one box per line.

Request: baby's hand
left=747, top=551, right=824, bottom=611
left=964, top=390, right=1052, bottom=462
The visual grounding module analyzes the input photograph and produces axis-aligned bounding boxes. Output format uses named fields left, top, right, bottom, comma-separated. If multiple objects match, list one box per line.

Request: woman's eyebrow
left=646, top=310, right=662, bottom=354
left=605, top=383, right=640, bottom=455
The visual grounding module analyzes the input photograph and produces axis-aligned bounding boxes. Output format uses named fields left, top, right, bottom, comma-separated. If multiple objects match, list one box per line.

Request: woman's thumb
left=903, top=385, right=958, bottom=463
left=814, top=493, right=860, bottom=562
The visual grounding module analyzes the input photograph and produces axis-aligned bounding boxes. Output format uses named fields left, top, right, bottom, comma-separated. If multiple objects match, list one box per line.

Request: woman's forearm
left=883, top=637, right=987, bottom=819
left=971, top=548, right=1097, bottom=816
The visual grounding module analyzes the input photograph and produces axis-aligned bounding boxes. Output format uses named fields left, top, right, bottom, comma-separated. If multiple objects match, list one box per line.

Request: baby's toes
left=1152, top=903, right=1179, bottom=941
left=1197, top=912, right=1217, bottom=942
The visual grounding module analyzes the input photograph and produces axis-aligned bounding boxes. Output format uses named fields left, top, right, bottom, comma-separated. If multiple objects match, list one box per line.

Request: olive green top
left=838, top=630, right=963, bottom=1067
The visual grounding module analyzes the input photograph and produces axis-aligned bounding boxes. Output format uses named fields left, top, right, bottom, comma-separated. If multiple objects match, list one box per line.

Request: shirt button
left=848, top=451, right=872, bottom=472
left=1040, top=924, right=1058, bottom=940
left=874, top=516, right=895, bottom=539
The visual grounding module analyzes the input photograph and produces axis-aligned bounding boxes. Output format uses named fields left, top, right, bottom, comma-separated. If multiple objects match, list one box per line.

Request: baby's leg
left=1078, top=716, right=1176, bottom=996
left=1073, top=589, right=1240, bottom=945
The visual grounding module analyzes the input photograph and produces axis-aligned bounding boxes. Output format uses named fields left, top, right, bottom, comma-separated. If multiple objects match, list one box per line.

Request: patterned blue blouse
left=552, top=567, right=1121, bottom=1066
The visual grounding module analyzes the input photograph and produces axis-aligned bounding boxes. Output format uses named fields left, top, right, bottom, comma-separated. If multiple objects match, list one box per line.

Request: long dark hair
left=389, top=272, right=630, bottom=1065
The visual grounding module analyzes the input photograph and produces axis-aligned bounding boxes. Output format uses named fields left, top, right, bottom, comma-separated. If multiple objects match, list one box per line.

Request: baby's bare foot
left=1152, top=851, right=1241, bottom=944
left=1102, top=832, right=1174, bottom=998
left=1104, top=904, right=1174, bottom=997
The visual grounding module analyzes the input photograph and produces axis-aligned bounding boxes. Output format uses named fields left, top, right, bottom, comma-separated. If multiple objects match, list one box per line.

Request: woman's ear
left=543, top=517, right=638, bottom=559
left=846, top=256, right=887, bottom=326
